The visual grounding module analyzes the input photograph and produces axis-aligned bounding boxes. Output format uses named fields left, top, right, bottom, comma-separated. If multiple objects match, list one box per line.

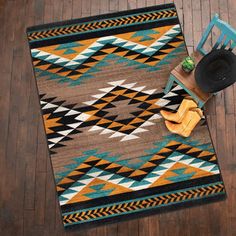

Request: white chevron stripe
left=46, top=54, right=60, bottom=60
left=97, top=35, right=116, bottom=42
left=55, top=57, right=70, bottom=63
left=32, top=24, right=181, bottom=69
left=109, top=131, right=126, bottom=138
left=121, top=134, right=139, bottom=141
left=59, top=153, right=219, bottom=205
left=108, top=79, right=126, bottom=86
left=42, top=102, right=58, bottom=109
left=60, top=178, right=94, bottom=205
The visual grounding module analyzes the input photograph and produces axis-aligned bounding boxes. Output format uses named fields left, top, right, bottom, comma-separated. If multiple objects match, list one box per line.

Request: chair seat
left=171, top=52, right=211, bottom=103
left=164, top=52, right=212, bottom=108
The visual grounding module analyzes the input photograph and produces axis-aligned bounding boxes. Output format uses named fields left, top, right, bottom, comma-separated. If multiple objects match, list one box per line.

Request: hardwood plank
left=24, top=0, right=45, bottom=213
left=82, top=0, right=91, bottom=16
left=35, top=0, right=45, bottom=24
left=55, top=199, right=66, bottom=236
left=53, top=0, right=63, bottom=21
left=119, top=0, right=128, bottom=10
left=201, top=0, right=211, bottom=52
left=0, top=1, right=15, bottom=180
left=140, top=217, right=150, bottom=236
left=210, top=0, right=227, bottom=177
left=72, top=0, right=82, bottom=18
left=224, top=0, right=236, bottom=114
left=6, top=1, right=42, bottom=233
left=15, top=2, right=36, bottom=235
left=213, top=0, right=231, bottom=151
left=207, top=115, right=217, bottom=151
left=155, top=0, right=165, bottom=4
left=1, top=5, right=27, bottom=226
left=200, top=0, right=217, bottom=115
left=43, top=165, right=57, bottom=235
left=137, top=0, right=146, bottom=8
left=230, top=3, right=236, bottom=116
left=128, top=0, right=137, bottom=9
left=100, top=0, right=109, bottom=14
left=183, top=0, right=193, bottom=48
left=192, top=0, right=202, bottom=49
left=23, top=210, right=35, bottom=236
left=105, top=223, right=118, bottom=236
left=205, top=0, right=222, bottom=117
left=96, top=226, right=107, bottom=236
left=35, top=123, right=48, bottom=173
left=110, top=0, right=119, bottom=12
left=128, top=219, right=139, bottom=236
left=174, top=0, right=183, bottom=27
left=148, top=215, right=160, bottom=236
left=159, top=215, right=182, bottom=236
left=146, top=0, right=155, bottom=7
left=215, top=91, right=227, bottom=166
left=34, top=172, right=46, bottom=226
left=209, top=0, right=219, bottom=56
left=117, top=221, right=131, bottom=236
left=63, top=0, right=73, bottom=20
left=91, top=0, right=100, bottom=15
left=225, top=114, right=236, bottom=170
left=44, top=0, right=54, bottom=23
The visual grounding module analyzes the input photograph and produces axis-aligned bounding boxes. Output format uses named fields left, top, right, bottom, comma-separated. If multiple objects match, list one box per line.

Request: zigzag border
left=27, top=8, right=177, bottom=41
left=62, top=182, right=225, bottom=226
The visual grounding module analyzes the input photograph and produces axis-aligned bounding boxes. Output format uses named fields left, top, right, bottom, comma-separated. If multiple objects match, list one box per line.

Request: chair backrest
left=197, top=14, right=236, bottom=55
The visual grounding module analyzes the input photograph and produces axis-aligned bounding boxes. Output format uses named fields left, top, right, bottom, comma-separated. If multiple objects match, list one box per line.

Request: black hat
left=195, top=49, right=236, bottom=93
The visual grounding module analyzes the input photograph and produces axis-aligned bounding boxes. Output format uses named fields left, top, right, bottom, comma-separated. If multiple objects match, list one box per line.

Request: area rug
left=27, top=3, right=226, bottom=230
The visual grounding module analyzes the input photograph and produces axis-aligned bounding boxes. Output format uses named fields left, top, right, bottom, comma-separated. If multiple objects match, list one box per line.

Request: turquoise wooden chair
left=164, top=14, right=236, bottom=107
left=197, top=13, right=236, bottom=55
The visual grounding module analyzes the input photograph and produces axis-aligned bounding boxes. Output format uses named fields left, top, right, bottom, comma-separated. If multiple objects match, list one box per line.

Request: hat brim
left=195, top=49, right=236, bottom=93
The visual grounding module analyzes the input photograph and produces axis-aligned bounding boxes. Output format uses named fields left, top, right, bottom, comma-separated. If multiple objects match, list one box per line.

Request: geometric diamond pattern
left=82, top=84, right=187, bottom=142
left=41, top=84, right=187, bottom=152
left=40, top=94, right=83, bottom=151
left=83, top=79, right=167, bottom=141
left=56, top=138, right=220, bottom=206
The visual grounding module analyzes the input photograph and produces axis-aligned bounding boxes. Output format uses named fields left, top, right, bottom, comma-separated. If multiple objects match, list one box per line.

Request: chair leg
left=198, top=101, right=205, bottom=108
left=164, top=75, right=175, bottom=94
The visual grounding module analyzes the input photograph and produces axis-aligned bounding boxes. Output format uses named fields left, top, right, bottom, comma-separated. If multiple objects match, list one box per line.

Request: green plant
left=181, top=56, right=195, bottom=73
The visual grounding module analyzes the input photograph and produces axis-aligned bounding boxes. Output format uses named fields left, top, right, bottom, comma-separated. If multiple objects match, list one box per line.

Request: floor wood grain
left=0, top=0, right=235, bottom=235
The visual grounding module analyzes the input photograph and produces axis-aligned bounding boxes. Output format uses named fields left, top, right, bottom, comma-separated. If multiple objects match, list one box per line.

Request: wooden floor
left=0, top=0, right=235, bottom=235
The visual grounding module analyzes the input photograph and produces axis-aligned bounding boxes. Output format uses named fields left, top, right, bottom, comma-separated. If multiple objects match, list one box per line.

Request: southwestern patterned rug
left=27, top=3, right=226, bottom=230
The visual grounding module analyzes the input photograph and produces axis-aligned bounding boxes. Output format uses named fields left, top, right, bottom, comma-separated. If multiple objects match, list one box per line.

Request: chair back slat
left=213, top=33, right=225, bottom=49
left=222, top=38, right=231, bottom=49
left=230, top=42, right=236, bottom=51
left=197, top=14, right=236, bottom=55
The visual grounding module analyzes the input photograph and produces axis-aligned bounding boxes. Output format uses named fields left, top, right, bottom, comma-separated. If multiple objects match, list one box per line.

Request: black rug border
left=61, top=175, right=223, bottom=212
left=28, top=18, right=179, bottom=48
left=26, top=3, right=175, bottom=33
left=63, top=192, right=226, bottom=232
